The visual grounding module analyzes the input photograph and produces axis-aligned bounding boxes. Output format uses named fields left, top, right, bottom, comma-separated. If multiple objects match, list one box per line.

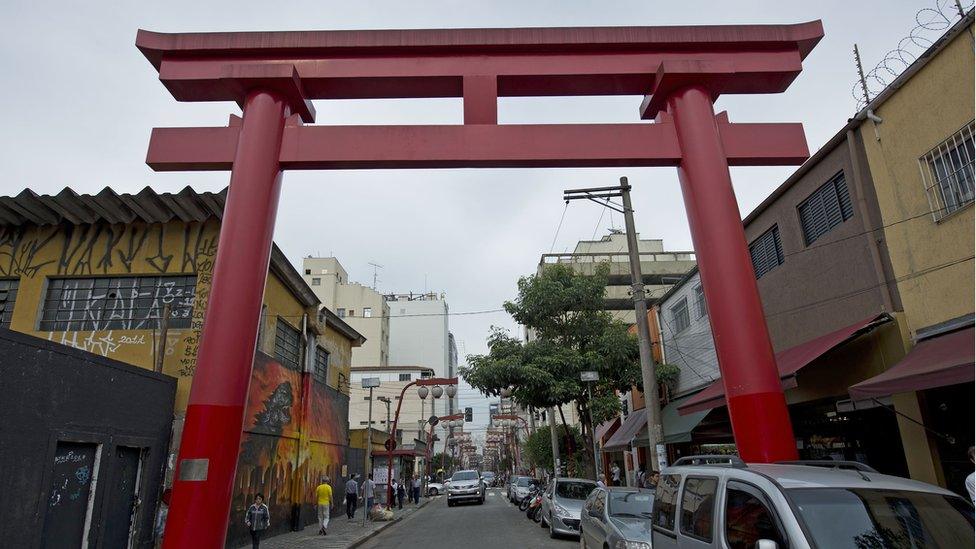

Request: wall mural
left=228, top=352, right=349, bottom=546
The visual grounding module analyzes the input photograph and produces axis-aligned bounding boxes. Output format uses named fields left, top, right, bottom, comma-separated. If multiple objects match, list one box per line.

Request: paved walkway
left=238, top=498, right=433, bottom=549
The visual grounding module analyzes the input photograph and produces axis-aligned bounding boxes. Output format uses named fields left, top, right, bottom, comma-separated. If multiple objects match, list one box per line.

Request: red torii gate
left=136, top=21, right=823, bottom=547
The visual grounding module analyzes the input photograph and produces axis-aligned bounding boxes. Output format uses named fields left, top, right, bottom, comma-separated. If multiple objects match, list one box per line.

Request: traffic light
left=464, top=407, right=473, bottom=422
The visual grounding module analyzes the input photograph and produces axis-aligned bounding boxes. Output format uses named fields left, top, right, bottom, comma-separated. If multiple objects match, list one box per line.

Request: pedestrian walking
left=611, top=463, right=621, bottom=487
left=315, top=475, right=333, bottom=535
left=345, top=474, right=359, bottom=520
left=361, top=473, right=376, bottom=516
left=244, top=493, right=270, bottom=549
left=966, top=446, right=975, bottom=504
left=396, top=478, right=406, bottom=509
left=635, top=468, right=645, bottom=489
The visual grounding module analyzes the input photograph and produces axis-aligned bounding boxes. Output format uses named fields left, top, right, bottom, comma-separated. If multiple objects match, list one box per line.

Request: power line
left=549, top=203, right=569, bottom=254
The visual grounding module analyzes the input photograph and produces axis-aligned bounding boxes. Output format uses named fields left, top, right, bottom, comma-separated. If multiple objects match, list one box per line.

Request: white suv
left=651, top=455, right=974, bottom=549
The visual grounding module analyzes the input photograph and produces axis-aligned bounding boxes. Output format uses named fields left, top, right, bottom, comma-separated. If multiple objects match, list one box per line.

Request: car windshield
left=609, top=491, right=654, bottom=519
left=556, top=481, right=596, bottom=500
left=788, top=488, right=975, bottom=548
left=483, top=473, right=495, bottom=478
left=516, top=477, right=536, bottom=487
left=452, top=471, right=479, bottom=481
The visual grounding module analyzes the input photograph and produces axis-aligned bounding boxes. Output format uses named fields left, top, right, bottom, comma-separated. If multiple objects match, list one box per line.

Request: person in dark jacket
left=245, top=493, right=270, bottom=549
left=396, top=478, right=407, bottom=509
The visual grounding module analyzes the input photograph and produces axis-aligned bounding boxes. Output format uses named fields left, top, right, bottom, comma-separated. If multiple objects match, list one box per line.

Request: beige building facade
left=303, top=257, right=391, bottom=368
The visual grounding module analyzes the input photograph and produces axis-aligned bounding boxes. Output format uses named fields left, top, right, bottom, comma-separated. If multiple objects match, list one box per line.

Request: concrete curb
left=348, top=497, right=433, bottom=548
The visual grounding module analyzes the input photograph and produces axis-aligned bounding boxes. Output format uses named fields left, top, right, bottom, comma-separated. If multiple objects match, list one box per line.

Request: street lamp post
left=385, top=376, right=458, bottom=508
left=361, top=377, right=380, bottom=526
left=580, top=371, right=601, bottom=482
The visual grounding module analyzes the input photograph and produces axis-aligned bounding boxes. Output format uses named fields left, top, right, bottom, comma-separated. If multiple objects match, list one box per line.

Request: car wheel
left=428, top=488, right=438, bottom=496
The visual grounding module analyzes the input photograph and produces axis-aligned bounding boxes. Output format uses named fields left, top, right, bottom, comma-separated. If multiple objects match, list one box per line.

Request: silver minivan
left=580, top=487, right=654, bottom=549
left=651, top=456, right=974, bottom=549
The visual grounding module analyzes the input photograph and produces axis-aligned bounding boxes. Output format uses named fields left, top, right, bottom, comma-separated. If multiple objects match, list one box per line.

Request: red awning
left=849, top=326, right=974, bottom=399
left=603, top=411, right=647, bottom=451
left=595, top=417, right=621, bottom=444
left=678, top=314, right=891, bottom=416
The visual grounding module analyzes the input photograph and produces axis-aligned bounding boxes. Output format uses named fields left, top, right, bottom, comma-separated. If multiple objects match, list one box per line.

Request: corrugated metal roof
left=0, top=186, right=226, bottom=227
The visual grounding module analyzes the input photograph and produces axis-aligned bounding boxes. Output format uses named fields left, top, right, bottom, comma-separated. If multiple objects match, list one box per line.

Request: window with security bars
left=0, top=279, right=19, bottom=328
left=920, top=121, right=975, bottom=221
left=749, top=226, right=784, bottom=279
left=670, top=297, right=690, bottom=334
left=797, top=172, right=854, bottom=245
left=274, top=319, right=303, bottom=370
left=313, top=345, right=329, bottom=384
left=40, top=276, right=195, bottom=331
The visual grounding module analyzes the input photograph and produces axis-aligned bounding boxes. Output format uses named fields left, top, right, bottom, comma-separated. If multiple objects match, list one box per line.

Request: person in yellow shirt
left=315, top=476, right=333, bottom=535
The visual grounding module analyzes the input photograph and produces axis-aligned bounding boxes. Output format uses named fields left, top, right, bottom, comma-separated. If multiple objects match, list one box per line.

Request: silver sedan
left=579, top=487, right=654, bottom=549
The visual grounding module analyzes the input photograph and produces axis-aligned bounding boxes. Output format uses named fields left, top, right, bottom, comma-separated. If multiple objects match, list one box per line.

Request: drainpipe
left=846, top=130, right=895, bottom=312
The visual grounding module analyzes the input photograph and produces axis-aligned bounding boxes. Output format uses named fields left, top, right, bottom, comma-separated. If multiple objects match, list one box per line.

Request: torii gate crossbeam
left=136, top=22, right=823, bottom=548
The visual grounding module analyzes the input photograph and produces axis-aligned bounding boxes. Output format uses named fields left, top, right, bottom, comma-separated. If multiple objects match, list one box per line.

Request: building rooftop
left=0, top=185, right=365, bottom=344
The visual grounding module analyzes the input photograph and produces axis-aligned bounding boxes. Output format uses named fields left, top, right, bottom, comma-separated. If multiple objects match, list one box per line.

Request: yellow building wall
left=858, top=25, right=976, bottom=336
left=0, top=219, right=352, bottom=412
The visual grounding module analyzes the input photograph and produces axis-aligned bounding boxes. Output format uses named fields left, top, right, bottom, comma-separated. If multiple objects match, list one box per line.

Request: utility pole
left=563, top=177, right=665, bottom=472
left=362, top=377, right=380, bottom=525
left=547, top=407, right=560, bottom=480
left=378, top=396, right=392, bottom=434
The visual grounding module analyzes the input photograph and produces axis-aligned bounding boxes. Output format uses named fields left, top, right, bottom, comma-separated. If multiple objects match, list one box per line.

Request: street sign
left=362, top=377, right=380, bottom=388
left=384, top=438, right=397, bottom=451
left=580, top=371, right=599, bottom=382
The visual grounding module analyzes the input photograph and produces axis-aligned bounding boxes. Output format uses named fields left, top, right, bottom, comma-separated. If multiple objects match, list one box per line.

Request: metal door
left=42, top=442, right=99, bottom=549
left=101, top=446, right=143, bottom=548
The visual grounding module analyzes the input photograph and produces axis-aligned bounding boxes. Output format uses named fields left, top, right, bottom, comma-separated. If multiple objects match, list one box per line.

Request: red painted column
left=164, top=90, right=290, bottom=549
left=665, top=85, right=798, bottom=463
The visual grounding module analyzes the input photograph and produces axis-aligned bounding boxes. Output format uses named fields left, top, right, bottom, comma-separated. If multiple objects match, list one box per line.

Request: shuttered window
left=313, top=346, right=330, bottom=384
left=274, top=319, right=303, bottom=370
left=749, top=226, right=784, bottom=279
left=797, top=172, right=854, bottom=245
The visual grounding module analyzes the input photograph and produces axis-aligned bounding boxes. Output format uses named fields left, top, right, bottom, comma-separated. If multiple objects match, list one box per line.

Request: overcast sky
left=1, top=0, right=959, bottom=440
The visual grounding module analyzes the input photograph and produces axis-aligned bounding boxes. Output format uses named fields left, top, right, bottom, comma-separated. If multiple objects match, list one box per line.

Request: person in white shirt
left=610, top=463, right=621, bottom=486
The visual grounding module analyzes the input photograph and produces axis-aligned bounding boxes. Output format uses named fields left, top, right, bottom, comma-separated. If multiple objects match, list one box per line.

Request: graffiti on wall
left=227, top=352, right=349, bottom=546
left=0, top=221, right=219, bottom=376
left=0, top=221, right=218, bottom=279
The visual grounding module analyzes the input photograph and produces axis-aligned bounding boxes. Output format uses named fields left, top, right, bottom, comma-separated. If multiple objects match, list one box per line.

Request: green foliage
left=461, top=263, right=641, bottom=420
left=655, top=362, right=681, bottom=387
left=523, top=425, right=586, bottom=474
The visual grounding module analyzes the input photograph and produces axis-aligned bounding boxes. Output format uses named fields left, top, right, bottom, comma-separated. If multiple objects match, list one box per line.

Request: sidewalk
left=238, top=497, right=433, bottom=549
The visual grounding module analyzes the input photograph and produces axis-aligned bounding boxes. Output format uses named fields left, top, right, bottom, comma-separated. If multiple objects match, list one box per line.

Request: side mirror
left=756, top=540, right=779, bottom=549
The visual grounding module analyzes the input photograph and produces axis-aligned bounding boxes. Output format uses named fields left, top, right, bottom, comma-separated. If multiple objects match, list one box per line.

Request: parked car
left=447, top=469, right=485, bottom=507
left=540, top=477, right=597, bottom=538
left=427, top=481, right=444, bottom=496
left=510, top=476, right=539, bottom=504
left=651, top=455, right=975, bottom=549
left=580, top=487, right=654, bottom=549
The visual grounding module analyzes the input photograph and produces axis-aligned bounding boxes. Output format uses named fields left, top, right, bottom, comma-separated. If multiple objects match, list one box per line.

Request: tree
left=523, top=425, right=586, bottom=476
left=462, top=263, right=643, bottom=477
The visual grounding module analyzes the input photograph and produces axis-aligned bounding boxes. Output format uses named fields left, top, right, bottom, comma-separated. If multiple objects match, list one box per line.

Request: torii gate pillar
left=667, top=86, right=797, bottom=460
left=137, top=21, right=823, bottom=547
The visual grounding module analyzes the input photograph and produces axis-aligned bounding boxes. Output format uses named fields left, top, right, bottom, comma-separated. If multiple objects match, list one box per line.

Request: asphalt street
left=358, top=488, right=575, bottom=549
